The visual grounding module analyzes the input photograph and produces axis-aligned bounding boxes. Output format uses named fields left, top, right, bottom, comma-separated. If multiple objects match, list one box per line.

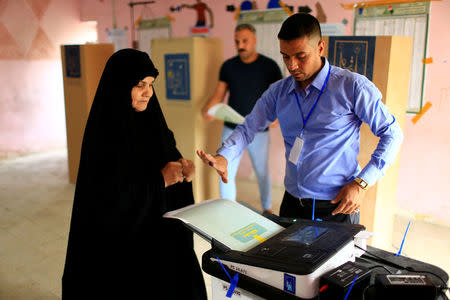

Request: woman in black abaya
left=62, top=49, right=207, bottom=299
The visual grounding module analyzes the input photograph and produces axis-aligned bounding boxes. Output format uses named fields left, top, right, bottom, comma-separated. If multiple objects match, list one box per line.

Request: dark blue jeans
left=279, top=191, right=360, bottom=224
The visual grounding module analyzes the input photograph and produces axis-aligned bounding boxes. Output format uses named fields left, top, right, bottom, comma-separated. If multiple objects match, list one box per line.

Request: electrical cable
left=357, top=256, right=394, bottom=274
left=367, top=264, right=394, bottom=275
left=356, top=245, right=406, bottom=270
left=361, top=284, right=375, bottom=300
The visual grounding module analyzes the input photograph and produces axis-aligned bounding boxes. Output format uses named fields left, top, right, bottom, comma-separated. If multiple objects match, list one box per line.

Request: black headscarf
left=62, top=49, right=207, bottom=300
left=78, top=48, right=179, bottom=184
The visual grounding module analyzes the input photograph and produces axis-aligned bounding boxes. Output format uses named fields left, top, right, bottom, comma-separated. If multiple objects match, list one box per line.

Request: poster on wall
left=327, top=36, right=375, bottom=81
left=107, top=29, right=128, bottom=52
left=64, top=45, right=81, bottom=78
left=320, top=23, right=346, bottom=36
left=164, top=53, right=191, bottom=100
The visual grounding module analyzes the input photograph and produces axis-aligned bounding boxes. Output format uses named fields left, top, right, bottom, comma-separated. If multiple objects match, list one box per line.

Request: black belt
left=297, top=198, right=335, bottom=208
left=298, top=198, right=360, bottom=213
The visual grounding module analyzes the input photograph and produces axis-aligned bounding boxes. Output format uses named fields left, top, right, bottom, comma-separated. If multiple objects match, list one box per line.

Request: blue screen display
left=282, top=225, right=328, bottom=245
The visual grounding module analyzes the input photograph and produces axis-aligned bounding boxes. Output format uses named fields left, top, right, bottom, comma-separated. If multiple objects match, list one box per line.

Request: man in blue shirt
left=197, top=13, right=403, bottom=224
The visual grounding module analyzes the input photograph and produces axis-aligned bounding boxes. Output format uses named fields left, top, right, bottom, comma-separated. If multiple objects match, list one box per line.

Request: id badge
left=288, top=137, right=304, bottom=165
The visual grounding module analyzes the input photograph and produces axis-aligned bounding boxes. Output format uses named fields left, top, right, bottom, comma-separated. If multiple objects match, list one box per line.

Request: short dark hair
left=235, top=23, right=256, bottom=34
left=277, top=13, right=322, bottom=41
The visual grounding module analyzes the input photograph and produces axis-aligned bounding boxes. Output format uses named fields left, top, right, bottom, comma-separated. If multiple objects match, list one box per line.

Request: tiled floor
left=0, top=150, right=449, bottom=299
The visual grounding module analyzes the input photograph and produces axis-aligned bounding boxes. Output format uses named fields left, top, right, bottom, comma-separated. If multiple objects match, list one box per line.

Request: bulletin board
left=137, top=17, right=171, bottom=57
left=238, top=9, right=348, bottom=77
left=237, top=9, right=287, bottom=75
left=353, top=2, right=430, bottom=113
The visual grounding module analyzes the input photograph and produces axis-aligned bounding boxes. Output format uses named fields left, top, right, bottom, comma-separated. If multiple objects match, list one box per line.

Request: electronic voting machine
left=164, top=198, right=366, bottom=299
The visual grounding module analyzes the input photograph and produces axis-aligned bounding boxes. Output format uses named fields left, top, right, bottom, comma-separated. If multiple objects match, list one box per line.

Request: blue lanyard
left=294, top=65, right=331, bottom=133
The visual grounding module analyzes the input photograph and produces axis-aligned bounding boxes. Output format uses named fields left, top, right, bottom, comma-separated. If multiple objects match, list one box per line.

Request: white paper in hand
left=207, top=103, right=245, bottom=125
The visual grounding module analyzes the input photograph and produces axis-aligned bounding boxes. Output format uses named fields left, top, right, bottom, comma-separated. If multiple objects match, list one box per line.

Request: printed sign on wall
left=328, top=36, right=375, bottom=81
left=164, top=53, right=190, bottom=100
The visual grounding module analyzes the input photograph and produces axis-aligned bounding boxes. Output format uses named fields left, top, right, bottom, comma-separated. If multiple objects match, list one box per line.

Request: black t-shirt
left=219, top=54, right=282, bottom=129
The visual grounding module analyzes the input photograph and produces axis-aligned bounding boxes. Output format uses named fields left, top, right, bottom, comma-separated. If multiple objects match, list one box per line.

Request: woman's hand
left=161, top=161, right=184, bottom=188
left=178, top=158, right=195, bottom=182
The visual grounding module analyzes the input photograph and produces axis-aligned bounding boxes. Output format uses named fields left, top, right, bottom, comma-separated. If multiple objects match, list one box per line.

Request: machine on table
left=164, top=199, right=449, bottom=299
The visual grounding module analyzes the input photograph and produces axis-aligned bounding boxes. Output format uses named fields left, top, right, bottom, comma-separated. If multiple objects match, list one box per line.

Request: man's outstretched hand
left=196, top=150, right=228, bottom=183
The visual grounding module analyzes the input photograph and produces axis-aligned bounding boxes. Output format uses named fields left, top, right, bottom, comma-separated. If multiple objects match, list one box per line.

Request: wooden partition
left=60, top=44, right=114, bottom=183
left=323, top=36, right=413, bottom=250
left=151, top=37, right=224, bottom=203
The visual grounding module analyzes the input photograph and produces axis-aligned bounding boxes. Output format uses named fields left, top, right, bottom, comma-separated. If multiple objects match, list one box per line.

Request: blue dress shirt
left=217, top=58, right=404, bottom=200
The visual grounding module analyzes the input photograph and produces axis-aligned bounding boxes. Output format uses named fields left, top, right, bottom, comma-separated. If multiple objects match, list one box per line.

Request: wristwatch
left=354, top=177, right=369, bottom=190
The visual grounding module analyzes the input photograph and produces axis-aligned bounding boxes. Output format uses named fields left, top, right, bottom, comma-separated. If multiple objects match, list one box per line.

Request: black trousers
left=279, top=191, right=360, bottom=224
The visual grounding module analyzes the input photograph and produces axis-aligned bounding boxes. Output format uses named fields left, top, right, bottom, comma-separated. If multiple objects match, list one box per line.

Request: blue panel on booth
left=328, top=36, right=375, bottom=81
left=165, top=53, right=191, bottom=100
left=64, top=45, right=81, bottom=78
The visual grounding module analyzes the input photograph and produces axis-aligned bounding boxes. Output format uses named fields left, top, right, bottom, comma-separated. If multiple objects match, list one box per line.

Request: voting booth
left=151, top=37, right=223, bottom=203
left=323, top=36, right=413, bottom=250
left=60, top=44, right=115, bottom=183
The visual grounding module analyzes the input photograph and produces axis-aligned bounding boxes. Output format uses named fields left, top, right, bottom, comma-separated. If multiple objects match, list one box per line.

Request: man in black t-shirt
left=202, top=24, right=282, bottom=213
